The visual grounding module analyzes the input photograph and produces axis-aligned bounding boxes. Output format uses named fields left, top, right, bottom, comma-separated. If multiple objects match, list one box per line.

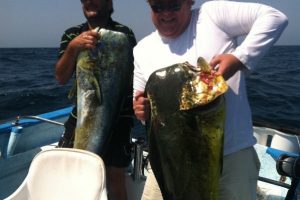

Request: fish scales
left=74, top=28, right=131, bottom=156
left=145, top=59, right=227, bottom=200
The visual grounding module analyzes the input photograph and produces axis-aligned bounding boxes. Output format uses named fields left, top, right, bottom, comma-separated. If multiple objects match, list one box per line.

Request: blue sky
left=0, top=0, right=299, bottom=48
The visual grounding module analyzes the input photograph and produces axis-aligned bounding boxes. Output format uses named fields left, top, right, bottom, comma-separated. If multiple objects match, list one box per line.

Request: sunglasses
left=150, top=1, right=185, bottom=13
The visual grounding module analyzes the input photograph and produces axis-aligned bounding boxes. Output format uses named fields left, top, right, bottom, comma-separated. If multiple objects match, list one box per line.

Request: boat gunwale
left=0, top=106, right=73, bottom=135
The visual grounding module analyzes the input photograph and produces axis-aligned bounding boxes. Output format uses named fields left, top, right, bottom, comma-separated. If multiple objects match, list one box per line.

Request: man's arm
left=55, top=31, right=99, bottom=85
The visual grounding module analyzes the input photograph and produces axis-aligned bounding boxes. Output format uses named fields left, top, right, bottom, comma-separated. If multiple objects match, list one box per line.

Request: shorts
left=102, top=118, right=133, bottom=168
left=58, top=108, right=77, bottom=148
left=59, top=107, right=133, bottom=168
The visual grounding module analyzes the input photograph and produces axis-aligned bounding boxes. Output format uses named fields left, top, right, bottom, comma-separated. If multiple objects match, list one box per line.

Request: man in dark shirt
left=55, top=0, right=136, bottom=199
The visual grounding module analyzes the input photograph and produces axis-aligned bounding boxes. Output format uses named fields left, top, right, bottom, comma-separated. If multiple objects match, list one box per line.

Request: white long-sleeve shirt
left=133, top=1, right=288, bottom=155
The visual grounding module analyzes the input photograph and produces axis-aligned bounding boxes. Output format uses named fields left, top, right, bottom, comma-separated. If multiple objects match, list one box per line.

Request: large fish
left=74, top=28, right=131, bottom=156
left=145, top=57, right=228, bottom=200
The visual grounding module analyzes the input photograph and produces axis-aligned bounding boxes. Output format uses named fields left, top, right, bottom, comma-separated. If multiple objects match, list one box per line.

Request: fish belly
left=145, top=62, right=226, bottom=200
left=74, top=29, right=131, bottom=156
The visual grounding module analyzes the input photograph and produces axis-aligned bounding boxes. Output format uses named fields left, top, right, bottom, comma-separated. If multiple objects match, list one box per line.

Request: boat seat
left=5, top=148, right=107, bottom=200
left=270, top=132, right=300, bottom=154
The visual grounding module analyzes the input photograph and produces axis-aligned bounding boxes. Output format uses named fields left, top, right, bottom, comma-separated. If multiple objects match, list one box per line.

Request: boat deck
left=255, top=144, right=289, bottom=199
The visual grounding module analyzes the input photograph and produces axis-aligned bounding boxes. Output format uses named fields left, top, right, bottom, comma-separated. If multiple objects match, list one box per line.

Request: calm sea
left=0, top=46, right=299, bottom=132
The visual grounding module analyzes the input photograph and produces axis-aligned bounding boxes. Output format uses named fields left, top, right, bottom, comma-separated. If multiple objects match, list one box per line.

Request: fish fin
left=92, top=76, right=102, bottom=104
left=197, top=57, right=211, bottom=73
left=68, top=80, right=77, bottom=100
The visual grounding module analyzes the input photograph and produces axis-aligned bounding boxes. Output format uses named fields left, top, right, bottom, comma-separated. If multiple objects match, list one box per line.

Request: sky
left=0, top=0, right=299, bottom=48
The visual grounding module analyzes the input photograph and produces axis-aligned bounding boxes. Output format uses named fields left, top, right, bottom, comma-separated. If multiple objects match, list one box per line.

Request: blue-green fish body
left=74, top=28, right=131, bottom=156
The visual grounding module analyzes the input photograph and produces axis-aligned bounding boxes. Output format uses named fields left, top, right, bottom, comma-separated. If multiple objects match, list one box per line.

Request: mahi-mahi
left=74, top=28, right=131, bottom=156
left=145, top=57, right=228, bottom=200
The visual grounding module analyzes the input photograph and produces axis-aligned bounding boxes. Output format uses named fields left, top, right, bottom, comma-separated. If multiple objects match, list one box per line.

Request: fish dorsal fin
left=197, top=57, right=211, bottom=73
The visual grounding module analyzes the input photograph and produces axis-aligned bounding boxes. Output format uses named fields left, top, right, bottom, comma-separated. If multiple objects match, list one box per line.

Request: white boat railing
left=13, top=115, right=64, bottom=127
left=5, top=115, right=65, bottom=158
left=0, top=107, right=72, bottom=159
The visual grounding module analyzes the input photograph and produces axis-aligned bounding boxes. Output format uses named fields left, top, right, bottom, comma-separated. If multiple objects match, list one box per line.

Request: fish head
left=145, top=57, right=228, bottom=118
left=180, top=57, right=228, bottom=110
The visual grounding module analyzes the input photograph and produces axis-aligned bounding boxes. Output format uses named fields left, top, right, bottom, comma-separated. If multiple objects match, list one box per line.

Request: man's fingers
left=134, top=91, right=145, bottom=100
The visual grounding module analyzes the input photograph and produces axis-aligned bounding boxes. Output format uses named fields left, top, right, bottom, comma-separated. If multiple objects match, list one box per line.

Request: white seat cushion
left=5, top=148, right=107, bottom=200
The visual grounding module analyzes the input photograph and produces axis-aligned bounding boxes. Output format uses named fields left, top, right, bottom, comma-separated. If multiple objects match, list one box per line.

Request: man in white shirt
left=133, top=0, right=288, bottom=199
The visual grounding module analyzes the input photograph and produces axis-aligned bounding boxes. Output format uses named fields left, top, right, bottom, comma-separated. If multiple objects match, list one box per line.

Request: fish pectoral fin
left=91, top=76, right=102, bottom=104
left=68, top=80, right=77, bottom=100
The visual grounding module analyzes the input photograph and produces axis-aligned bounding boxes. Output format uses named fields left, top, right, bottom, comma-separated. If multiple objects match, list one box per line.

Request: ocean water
left=246, top=46, right=300, bottom=131
left=0, top=46, right=299, bottom=131
left=0, top=48, right=73, bottom=122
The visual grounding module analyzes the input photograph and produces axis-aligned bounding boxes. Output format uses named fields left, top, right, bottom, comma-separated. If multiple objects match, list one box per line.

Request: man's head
left=81, top=0, right=113, bottom=26
left=147, top=0, right=194, bottom=38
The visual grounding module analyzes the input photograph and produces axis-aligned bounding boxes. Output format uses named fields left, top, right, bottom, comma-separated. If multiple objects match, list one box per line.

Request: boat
left=0, top=107, right=299, bottom=199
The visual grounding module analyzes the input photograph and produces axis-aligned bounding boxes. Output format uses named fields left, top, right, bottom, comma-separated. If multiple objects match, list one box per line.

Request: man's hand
left=133, top=91, right=150, bottom=122
left=55, top=30, right=100, bottom=84
left=210, top=54, right=246, bottom=80
left=69, top=30, right=100, bottom=52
